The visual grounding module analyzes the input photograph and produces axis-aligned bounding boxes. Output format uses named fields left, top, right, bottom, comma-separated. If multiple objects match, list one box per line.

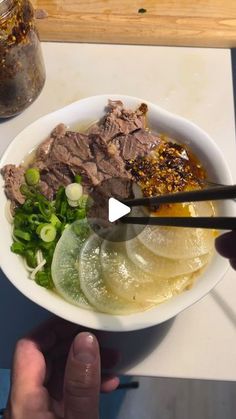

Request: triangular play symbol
left=108, top=198, right=131, bottom=223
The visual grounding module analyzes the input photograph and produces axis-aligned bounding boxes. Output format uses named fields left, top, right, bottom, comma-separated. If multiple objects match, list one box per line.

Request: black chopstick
left=123, top=185, right=236, bottom=207
left=121, top=216, right=236, bottom=230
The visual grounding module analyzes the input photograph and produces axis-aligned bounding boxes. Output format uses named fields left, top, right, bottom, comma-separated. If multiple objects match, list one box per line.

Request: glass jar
left=0, top=0, right=46, bottom=118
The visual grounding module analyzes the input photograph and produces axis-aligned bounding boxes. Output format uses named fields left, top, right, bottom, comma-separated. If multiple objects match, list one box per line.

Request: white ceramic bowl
left=0, top=95, right=234, bottom=331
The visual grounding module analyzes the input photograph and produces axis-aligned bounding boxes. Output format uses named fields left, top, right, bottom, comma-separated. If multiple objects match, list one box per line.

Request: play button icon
left=86, top=177, right=147, bottom=242
left=108, top=198, right=131, bottom=222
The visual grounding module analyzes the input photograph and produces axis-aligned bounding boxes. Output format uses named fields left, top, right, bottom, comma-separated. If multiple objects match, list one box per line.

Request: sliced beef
left=1, top=164, right=25, bottom=205
left=73, top=162, right=100, bottom=187
left=52, top=123, right=67, bottom=138
left=40, top=164, right=73, bottom=194
left=117, top=129, right=161, bottom=160
left=62, top=132, right=92, bottom=162
left=39, top=132, right=92, bottom=167
left=96, top=153, right=127, bottom=178
left=36, top=136, right=54, bottom=161
left=98, top=177, right=133, bottom=200
left=34, top=129, right=93, bottom=197
left=50, top=165, right=73, bottom=186
left=89, top=100, right=148, bottom=139
left=36, top=124, right=67, bottom=160
left=39, top=181, right=54, bottom=201
left=2, top=100, right=160, bottom=206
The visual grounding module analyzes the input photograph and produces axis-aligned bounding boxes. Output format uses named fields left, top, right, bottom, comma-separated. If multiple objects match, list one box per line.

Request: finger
left=47, top=357, right=120, bottom=401
left=101, top=375, right=120, bottom=393
left=215, top=231, right=236, bottom=259
left=64, top=332, right=100, bottom=419
left=46, top=336, right=119, bottom=401
left=49, top=339, right=120, bottom=368
left=10, top=339, right=50, bottom=412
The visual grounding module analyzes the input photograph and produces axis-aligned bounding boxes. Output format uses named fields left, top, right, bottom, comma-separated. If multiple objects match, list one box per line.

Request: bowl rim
left=0, top=94, right=234, bottom=332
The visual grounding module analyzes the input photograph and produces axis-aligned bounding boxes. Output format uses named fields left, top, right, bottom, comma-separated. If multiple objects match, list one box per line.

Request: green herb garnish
left=11, top=179, right=87, bottom=289
left=25, top=168, right=40, bottom=186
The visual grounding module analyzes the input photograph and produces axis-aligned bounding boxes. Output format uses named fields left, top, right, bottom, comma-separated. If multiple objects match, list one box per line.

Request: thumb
left=64, top=332, right=101, bottom=419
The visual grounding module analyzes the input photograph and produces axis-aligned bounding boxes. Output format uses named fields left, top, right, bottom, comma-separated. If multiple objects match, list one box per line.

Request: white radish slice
left=101, top=240, right=195, bottom=304
left=132, top=201, right=215, bottom=259
left=135, top=224, right=214, bottom=259
left=126, top=237, right=210, bottom=277
left=51, top=220, right=91, bottom=309
left=79, top=234, right=152, bottom=314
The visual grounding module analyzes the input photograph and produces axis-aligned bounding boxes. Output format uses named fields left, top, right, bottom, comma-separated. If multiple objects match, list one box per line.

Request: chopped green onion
left=28, top=214, right=40, bottom=224
left=14, top=229, right=31, bottom=241
left=39, top=224, right=57, bottom=243
left=78, top=195, right=90, bottom=209
left=20, top=184, right=35, bottom=198
left=39, top=201, right=52, bottom=219
left=65, top=183, right=83, bottom=202
left=55, top=186, right=66, bottom=212
left=68, top=199, right=79, bottom=208
left=60, top=201, right=68, bottom=217
left=40, top=241, right=56, bottom=250
left=25, top=168, right=40, bottom=186
left=74, top=174, right=82, bottom=184
left=50, top=214, right=61, bottom=228
left=22, top=199, right=34, bottom=213
left=14, top=212, right=29, bottom=227
left=25, top=250, right=37, bottom=268
left=76, top=208, right=86, bottom=219
left=36, top=223, right=48, bottom=235
left=66, top=208, right=77, bottom=222
left=11, top=242, right=26, bottom=255
left=60, top=222, right=69, bottom=233
left=35, top=271, right=54, bottom=289
left=10, top=181, right=91, bottom=290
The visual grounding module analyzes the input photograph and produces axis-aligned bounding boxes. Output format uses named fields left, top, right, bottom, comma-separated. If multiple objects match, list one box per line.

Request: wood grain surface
left=32, top=0, right=236, bottom=47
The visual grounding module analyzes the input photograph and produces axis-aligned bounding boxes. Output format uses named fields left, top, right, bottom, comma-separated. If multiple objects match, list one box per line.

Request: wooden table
left=32, top=0, right=236, bottom=48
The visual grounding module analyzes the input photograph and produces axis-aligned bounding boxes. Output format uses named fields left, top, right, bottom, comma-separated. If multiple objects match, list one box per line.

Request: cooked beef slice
left=2, top=101, right=159, bottom=205
left=40, top=164, right=73, bottom=192
left=37, top=131, right=92, bottom=168
left=58, top=132, right=92, bottom=162
left=39, top=181, right=54, bottom=201
left=1, top=164, right=25, bottom=205
left=88, top=100, right=148, bottom=139
left=74, top=162, right=100, bottom=187
left=36, top=124, right=67, bottom=160
left=117, top=129, right=161, bottom=160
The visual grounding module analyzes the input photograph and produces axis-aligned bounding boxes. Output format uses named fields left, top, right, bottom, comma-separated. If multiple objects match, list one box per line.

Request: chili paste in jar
left=0, top=0, right=46, bottom=118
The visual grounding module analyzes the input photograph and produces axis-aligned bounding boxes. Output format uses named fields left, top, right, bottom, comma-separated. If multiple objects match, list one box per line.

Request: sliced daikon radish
left=51, top=220, right=91, bottom=309
left=79, top=234, right=151, bottom=314
left=136, top=224, right=214, bottom=259
left=192, top=201, right=215, bottom=217
left=132, top=201, right=215, bottom=259
left=126, top=237, right=210, bottom=277
left=101, top=240, right=194, bottom=304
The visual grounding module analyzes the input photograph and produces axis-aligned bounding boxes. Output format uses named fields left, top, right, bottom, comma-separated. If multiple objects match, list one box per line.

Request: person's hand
left=215, top=231, right=236, bottom=270
left=4, top=318, right=120, bottom=419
